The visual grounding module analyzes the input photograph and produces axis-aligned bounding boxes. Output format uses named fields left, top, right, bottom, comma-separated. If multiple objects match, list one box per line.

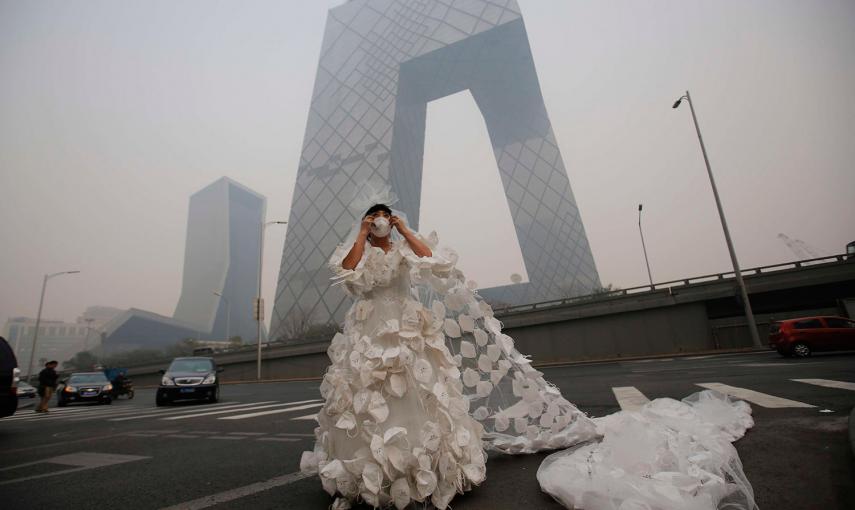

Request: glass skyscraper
left=271, top=0, right=600, bottom=341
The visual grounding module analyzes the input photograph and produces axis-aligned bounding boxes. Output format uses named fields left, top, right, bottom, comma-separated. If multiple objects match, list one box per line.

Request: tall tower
left=271, top=0, right=600, bottom=341
left=174, top=177, right=266, bottom=343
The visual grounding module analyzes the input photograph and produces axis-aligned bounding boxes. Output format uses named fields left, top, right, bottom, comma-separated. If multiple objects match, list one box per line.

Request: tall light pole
left=256, top=220, right=287, bottom=381
left=213, top=291, right=230, bottom=342
left=27, top=270, right=80, bottom=381
left=673, top=90, right=762, bottom=348
left=638, top=204, right=653, bottom=286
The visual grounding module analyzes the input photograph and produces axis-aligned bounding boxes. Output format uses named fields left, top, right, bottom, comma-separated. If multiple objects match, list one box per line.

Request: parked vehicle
left=0, top=336, right=19, bottom=418
left=156, top=357, right=222, bottom=406
left=769, top=316, right=855, bottom=357
left=57, top=372, right=113, bottom=406
left=16, top=380, right=37, bottom=399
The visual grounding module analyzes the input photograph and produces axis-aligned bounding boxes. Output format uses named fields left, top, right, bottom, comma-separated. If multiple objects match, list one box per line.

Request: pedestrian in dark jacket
left=36, top=360, right=59, bottom=413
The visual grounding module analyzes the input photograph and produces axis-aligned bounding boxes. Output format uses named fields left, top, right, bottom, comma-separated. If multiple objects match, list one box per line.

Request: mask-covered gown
left=300, top=232, right=756, bottom=510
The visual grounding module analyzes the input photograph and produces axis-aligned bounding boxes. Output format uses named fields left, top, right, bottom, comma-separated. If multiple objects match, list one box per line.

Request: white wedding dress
left=300, top=232, right=756, bottom=510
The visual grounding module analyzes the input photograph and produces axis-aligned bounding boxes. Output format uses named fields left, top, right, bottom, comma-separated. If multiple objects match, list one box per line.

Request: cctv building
left=102, top=177, right=266, bottom=352
left=271, top=0, right=600, bottom=341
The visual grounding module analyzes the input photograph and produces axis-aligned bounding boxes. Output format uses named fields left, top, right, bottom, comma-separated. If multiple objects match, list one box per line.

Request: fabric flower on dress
left=390, top=478, right=411, bottom=510
left=459, top=340, right=476, bottom=358
left=412, top=358, right=433, bottom=384
left=473, top=327, right=489, bottom=347
left=367, top=392, right=389, bottom=423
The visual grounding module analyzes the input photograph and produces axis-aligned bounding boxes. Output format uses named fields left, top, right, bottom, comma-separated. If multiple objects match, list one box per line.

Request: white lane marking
left=2, top=406, right=153, bottom=423
left=257, top=437, right=300, bottom=442
left=110, top=402, right=268, bottom=422
left=684, top=355, right=716, bottom=360
left=291, top=413, right=318, bottom=421
left=0, top=452, right=150, bottom=486
left=696, top=382, right=816, bottom=408
left=792, top=379, right=855, bottom=392
left=162, top=399, right=320, bottom=421
left=207, top=436, right=246, bottom=440
left=218, top=402, right=324, bottom=421
left=158, top=471, right=311, bottom=510
left=228, top=432, right=266, bottom=436
left=611, top=386, right=650, bottom=412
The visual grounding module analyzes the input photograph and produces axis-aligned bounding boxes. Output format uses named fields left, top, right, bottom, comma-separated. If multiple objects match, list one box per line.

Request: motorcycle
left=104, top=368, right=135, bottom=399
left=110, top=378, right=135, bottom=399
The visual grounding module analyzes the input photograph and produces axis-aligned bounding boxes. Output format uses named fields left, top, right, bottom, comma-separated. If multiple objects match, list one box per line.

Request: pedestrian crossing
left=1, top=399, right=324, bottom=425
left=4, top=377, right=854, bottom=425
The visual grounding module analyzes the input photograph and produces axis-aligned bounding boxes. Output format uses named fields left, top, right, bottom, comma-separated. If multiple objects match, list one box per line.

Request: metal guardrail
left=494, top=253, right=852, bottom=316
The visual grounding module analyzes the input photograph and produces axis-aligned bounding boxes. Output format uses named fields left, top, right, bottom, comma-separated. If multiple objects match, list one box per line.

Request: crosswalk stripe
left=16, top=402, right=243, bottom=423
left=219, top=402, right=324, bottom=420
left=110, top=402, right=269, bottom=422
left=161, top=400, right=321, bottom=421
left=792, top=379, right=855, bottom=392
left=696, top=382, right=816, bottom=408
left=611, top=386, right=650, bottom=411
left=292, top=413, right=318, bottom=421
left=1, top=405, right=152, bottom=423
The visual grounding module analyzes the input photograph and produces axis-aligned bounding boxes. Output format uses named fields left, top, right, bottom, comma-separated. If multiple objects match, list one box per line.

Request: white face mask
left=370, top=216, right=391, bottom=238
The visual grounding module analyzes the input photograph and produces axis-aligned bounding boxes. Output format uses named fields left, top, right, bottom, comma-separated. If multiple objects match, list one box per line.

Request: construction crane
left=777, top=233, right=827, bottom=260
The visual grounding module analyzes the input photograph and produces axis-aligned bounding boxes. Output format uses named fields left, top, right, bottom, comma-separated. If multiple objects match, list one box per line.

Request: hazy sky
left=2, top=0, right=854, bottom=330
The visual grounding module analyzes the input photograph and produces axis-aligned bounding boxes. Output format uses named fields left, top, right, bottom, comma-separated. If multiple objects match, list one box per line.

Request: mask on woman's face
left=370, top=216, right=391, bottom=238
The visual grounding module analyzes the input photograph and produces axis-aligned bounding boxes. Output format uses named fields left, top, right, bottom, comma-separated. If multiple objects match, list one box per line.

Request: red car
left=769, top=316, right=855, bottom=357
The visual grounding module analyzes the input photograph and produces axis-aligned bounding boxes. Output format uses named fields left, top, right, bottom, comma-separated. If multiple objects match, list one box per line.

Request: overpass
left=127, top=254, right=855, bottom=385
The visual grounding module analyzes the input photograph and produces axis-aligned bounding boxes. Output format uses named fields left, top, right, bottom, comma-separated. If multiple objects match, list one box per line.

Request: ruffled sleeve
left=328, top=240, right=371, bottom=296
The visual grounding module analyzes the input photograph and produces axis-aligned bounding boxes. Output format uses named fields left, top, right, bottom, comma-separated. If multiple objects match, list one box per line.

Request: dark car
left=58, top=372, right=113, bottom=406
left=156, top=357, right=222, bottom=406
left=16, top=380, right=37, bottom=399
left=769, top=316, right=855, bottom=357
left=0, top=336, right=19, bottom=418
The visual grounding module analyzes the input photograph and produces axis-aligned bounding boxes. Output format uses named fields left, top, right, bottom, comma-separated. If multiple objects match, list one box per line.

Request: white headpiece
left=349, top=181, right=399, bottom=216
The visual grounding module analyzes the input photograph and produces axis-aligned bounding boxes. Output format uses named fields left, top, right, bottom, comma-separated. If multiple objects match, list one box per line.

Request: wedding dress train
left=299, top=231, right=756, bottom=510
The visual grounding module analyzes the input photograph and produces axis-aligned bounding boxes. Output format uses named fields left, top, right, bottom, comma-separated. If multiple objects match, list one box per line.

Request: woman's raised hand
left=390, top=215, right=408, bottom=234
left=359, top=215, right=374, bottom=238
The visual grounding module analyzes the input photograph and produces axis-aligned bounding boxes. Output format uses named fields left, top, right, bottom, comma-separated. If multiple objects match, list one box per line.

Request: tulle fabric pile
left=537, top=390, right=758, bottom=510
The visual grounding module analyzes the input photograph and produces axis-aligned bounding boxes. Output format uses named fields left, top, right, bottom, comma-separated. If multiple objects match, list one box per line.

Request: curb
left=850, top=406, right=855, bottom=458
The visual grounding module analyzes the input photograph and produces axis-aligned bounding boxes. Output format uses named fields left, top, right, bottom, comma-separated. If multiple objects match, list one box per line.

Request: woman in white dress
left=300, top=191, right=757, bottom=510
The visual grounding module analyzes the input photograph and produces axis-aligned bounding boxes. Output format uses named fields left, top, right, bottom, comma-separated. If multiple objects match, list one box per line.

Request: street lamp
left=27, top=270, right=81, bottom=381
left=213, top=291, right=230, bottom=342
left=256, top=220, right=287, bottom=381
left=638, top=204, right=653, bottom=286
left=673, top=90, right=762, bottom=348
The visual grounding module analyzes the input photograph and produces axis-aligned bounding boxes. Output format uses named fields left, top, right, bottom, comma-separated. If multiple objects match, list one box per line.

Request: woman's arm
left=341, top=217, right=373, bottom=270
left=392, top=216, right=432, bottom=257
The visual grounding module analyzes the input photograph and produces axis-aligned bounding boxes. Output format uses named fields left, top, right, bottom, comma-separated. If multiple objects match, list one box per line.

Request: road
left=2, top=350, right=854, bottom=509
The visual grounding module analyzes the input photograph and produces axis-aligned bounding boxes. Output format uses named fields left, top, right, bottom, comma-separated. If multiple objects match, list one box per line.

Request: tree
left=65, top=350, right=101, bottom=371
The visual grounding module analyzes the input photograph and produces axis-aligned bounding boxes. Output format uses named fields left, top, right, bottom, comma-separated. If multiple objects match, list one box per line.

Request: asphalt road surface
left=2, top=350, right=854, bottom=510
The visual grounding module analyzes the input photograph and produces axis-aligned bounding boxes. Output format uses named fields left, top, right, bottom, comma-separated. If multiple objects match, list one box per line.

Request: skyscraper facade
left=173, top=177, right=266, bottom=343
left=271, top=0, right=600, bottom=341
left=102, top=177, right=266, bottom=353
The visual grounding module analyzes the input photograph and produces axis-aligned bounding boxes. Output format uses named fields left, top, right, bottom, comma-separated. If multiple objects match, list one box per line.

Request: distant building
left=101, top=177, right=266, bottom=353
left=2, top=305, right=123, bottom=375
left=271, top=0, right=600, bottom=340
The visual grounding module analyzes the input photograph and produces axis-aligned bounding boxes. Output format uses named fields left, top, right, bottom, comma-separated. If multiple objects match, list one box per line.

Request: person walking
left=35, top=360, right=59, bottom=413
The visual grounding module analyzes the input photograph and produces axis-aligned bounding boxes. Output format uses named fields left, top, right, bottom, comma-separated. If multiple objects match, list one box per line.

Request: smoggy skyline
left=2, top=0, right=853, bottom=330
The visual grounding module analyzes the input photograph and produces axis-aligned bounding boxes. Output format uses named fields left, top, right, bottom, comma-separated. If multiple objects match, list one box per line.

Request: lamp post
left=256, top=220, right=287, bottom=381
left=638, top=204, right=653, bottom=286
left=213, top=291, right=230, bottom=342
left=673, top=90, right=762, bottom=348
left=27, top=270, right=80, bottom=381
